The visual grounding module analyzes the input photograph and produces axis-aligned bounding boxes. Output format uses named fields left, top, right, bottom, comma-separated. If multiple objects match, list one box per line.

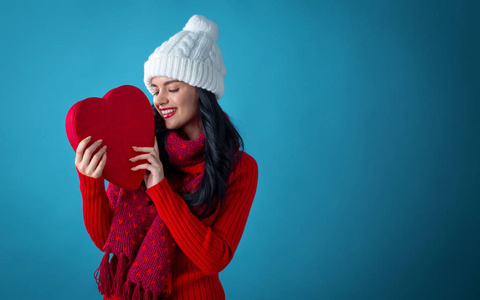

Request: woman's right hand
left=75, top=136, right=107, bottom=178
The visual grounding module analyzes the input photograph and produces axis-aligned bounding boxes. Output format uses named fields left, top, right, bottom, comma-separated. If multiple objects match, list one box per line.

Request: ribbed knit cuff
left=145, top=177, right=173, bottom=213
left=76, top=167, right=112, bottom=250
left=76, top=167, right=106, bottom=200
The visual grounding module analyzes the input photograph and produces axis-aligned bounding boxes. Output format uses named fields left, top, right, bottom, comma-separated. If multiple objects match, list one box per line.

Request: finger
left=87, top=145, right=107, bottom=174
left=131, top=160, right=163, bottom=173
left=75, top=136, right=92, bottom=166
left=82, top=139, right=103, bottom=166
left=92, top=151, right=107, bottom=178
left=154, top=136, right=159, bottom=154
left=131, top=156, right=161, bottom=172
left=132, top=146, right=154, bottom=152
left=129, top=153, right=150, bottom=162
left=129, top=153, right=161, bottom=165
left=131, top=163, right=156, bottom=172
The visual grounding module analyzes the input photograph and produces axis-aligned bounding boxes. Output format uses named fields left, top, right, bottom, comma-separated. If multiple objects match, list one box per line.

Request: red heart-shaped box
left=65, top=85, right=154, bottom=190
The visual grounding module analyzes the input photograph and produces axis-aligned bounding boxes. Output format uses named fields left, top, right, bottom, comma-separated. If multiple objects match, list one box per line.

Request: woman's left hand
left=130, top=137, right=165, bottom=189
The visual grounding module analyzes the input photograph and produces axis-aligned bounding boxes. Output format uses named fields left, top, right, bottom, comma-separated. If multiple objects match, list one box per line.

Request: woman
left=75, top=15, right=259, bottom=299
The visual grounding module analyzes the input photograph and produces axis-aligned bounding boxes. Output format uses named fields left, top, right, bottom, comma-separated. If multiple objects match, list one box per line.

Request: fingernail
left=86, top=136, right=91, bottom=140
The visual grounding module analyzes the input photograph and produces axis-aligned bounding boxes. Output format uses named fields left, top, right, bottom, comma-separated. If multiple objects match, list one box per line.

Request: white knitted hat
left=144, top=15, right=227, bottom=100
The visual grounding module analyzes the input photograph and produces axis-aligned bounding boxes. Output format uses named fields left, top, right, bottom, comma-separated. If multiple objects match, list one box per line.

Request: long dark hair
left=152, top=87, right=244, bottom=218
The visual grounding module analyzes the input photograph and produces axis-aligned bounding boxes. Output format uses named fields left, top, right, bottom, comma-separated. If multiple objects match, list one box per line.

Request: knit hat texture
left=144, top=15, right=227, bottom=100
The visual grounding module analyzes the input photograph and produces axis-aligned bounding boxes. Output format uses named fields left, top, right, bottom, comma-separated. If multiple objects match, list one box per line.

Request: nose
left=154, top=88, right=168, bottom=107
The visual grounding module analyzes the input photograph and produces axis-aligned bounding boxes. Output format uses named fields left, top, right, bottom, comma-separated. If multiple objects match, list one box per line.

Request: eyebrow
left=150, top=80, right=180, bottom=88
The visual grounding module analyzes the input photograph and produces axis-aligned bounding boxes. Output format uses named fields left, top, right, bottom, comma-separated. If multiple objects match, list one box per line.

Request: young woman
left=74, top=15, right=258, bottom=300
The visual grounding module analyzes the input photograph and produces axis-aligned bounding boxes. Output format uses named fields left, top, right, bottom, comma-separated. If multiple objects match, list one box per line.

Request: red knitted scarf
left=165, top=129, right=205, bottom=194
left=95, top=129, right=206, bottom=300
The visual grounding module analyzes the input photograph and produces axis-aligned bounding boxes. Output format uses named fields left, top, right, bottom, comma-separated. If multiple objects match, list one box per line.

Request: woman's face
left=151, top=76, right=202, bottom=140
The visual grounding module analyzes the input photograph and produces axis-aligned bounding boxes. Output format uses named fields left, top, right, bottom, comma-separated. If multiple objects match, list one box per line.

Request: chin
left=164, top=121, right=180, bottom=130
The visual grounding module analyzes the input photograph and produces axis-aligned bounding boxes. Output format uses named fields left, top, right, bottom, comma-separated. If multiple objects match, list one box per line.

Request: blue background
left=1, top=0, right=478, bottom=299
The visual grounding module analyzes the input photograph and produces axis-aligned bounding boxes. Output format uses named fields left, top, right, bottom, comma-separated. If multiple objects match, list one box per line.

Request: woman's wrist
left=146, top=175, right=167, bottom=192
left=77, top=166, right=106, bottom=200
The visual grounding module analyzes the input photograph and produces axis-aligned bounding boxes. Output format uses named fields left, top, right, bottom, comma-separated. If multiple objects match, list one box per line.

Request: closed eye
left=152, top=88, right=179, bottom=96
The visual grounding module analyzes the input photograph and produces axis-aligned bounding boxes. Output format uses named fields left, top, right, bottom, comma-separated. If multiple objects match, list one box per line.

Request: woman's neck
left=177, top=121, right=204, bottom=141
left=177, top=130, right=195, bottom=141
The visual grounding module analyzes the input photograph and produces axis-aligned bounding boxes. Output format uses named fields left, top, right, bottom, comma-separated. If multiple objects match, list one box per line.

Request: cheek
left=180, top=93, right=199, bottom=112
left=190, top=91, right=199, bottom=109
left=188, top=100, right=199, bottom=115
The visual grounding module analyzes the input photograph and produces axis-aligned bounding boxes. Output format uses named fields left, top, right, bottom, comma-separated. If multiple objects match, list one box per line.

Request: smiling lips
left=160, top=108, right=177, bottom=119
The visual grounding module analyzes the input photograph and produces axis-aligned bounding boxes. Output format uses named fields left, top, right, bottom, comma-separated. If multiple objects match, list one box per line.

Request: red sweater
left=79, top=151, right=258, bottom=299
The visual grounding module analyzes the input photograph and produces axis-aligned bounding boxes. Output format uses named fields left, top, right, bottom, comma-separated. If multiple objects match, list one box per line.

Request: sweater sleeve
left=77, top=167, right=114, bottom=251
left=145, top=153, right=259, bottom=276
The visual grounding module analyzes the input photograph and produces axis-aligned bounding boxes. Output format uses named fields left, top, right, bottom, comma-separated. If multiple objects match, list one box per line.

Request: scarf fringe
left=94, top=252, right=113, bottom=297
left=120, top=280, right=167, bottom=300
left=132, top=283, right=143, bottom=300
left=94, top=252, right=132, bottom=298
left=144, top=289, right=154, bottom=300
left=113, top=253, right=130, bottom=296
left=121, top=281, right=134, bottom=300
